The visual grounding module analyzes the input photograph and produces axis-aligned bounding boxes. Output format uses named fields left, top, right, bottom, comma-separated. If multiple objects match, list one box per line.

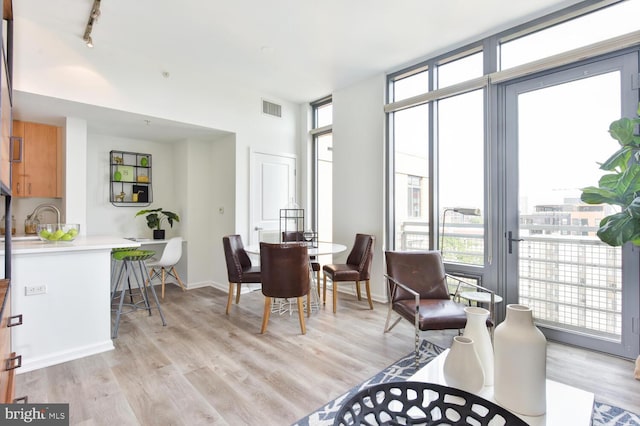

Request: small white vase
left=443, top=336, right=484, bottom=393
left=462, top=306, right=494, bottom=386
left=494, top=304, right=547, bottom=416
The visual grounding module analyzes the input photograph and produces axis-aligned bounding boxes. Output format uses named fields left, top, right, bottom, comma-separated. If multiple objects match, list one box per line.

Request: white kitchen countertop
left=1, top=236, right=140, bottom=255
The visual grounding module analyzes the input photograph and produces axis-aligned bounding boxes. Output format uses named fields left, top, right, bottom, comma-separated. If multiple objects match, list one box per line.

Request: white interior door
left=250, top=151, right=296, bottom=244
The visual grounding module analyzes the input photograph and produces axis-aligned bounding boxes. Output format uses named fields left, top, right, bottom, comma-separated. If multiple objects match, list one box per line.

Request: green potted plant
left=581, top=104, right=640, bottom=246
left=581, top=105, right=640, bottom=378
left=135, top=208, right=180, bottom=240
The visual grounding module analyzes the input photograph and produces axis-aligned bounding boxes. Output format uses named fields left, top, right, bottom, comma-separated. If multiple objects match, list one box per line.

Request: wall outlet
left=25, top=285, right=46, bottom=296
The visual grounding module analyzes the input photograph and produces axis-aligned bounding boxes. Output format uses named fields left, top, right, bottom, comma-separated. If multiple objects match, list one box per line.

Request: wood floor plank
left=13, top=284, right=640, bottom=424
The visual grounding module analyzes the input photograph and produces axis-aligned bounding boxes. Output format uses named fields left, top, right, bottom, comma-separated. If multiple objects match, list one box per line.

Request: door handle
left=254, top=226, right=263, bottom=231
left=507, top=231, right=523, bottom=254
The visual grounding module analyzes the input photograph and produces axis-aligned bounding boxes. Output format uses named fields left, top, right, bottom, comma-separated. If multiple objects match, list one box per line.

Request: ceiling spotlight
left=82, top=0, right=101, bottom=47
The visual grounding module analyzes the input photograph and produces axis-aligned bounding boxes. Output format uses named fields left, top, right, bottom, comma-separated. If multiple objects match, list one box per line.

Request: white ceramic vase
left=494, top=304, right=547, bottom=416
left=462, top=306, right=494, bottom=386
left=443, top=336, right=484, bottom=394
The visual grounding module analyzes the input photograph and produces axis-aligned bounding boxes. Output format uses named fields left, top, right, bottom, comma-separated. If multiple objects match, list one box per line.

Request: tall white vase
left=462, top=306, right=494, bottom=386
left=443, top=336, right=484, bottom=393
left=494, top=304, right=547, bottom=416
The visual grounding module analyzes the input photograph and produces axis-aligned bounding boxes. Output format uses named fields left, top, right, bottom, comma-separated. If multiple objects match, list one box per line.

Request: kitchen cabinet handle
left=28, top=183, right=31, bottom=195
left=16, top=182, right=20, bottom=195
left=8, top=314, right=22, bottom=327
left=5, top=353, right=21, bottom=371
left=10, top=136, right=22, bottom=163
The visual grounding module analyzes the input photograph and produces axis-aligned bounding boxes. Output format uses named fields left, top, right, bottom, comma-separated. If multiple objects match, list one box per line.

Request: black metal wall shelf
left=109, top=150, right=153, bottom=207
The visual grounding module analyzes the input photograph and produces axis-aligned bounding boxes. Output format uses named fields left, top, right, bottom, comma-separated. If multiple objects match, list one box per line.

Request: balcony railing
left=398, top=221, right=622, bottom=339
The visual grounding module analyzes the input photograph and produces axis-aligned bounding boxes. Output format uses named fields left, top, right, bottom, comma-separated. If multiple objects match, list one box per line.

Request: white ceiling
left=12, top=0, right=584, bottom=141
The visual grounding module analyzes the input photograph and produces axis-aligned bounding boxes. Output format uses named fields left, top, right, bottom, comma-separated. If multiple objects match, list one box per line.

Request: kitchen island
left=0, top=236, right=140, bottom=372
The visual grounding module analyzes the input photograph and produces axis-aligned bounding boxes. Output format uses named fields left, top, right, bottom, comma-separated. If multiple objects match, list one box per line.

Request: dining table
left=244, top=241, right=347, bottom=314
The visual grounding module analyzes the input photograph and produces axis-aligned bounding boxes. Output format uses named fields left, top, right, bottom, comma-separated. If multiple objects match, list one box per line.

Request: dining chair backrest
left=345, top=233, right=375, bottom=280
left=223, top=235, right=252, bottom=282
left=282, top=231, right=304, bottom=242
left=260, top=242, right=310, bottom=299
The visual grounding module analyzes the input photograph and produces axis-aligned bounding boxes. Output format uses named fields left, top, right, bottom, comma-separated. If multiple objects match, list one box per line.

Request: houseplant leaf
left=596, top=213, right=637, bottom=246
left=609, top=117, right=634, bottom=145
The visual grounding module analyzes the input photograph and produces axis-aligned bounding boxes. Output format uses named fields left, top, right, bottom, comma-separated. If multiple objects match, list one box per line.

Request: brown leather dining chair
left=384, top=250, right=495, bottom=367
left=322, top=233, right=375, bottom=313
left=282, top=231, right=321, bottom=293
left=259, top=242, right=311, bottom=334
left=222, top=235, right=261, bottom=315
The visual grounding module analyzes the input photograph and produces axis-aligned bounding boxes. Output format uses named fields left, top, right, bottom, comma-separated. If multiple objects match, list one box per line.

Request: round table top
left=245, top=241, right=347, bottom=256
left=459, top=291, right=504, bottom=304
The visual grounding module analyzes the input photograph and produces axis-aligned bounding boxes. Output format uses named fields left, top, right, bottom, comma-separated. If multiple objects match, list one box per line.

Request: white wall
left=86, top=134, right=182, bottom=238
left=14, top=19, right=302, bottom=290
left=332, top=73, right=387, bottom=301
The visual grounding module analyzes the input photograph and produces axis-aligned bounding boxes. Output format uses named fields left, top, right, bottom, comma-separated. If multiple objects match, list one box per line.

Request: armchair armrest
left=384, top=274, right=420, bottom=328
left=446, top=274, right=496, bottom=320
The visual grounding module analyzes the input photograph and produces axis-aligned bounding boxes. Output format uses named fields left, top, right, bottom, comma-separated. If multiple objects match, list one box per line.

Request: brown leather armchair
left=322, top=233, right=375, bottom=313
left=222, top=235, right=261, bottom=315
left=282, top=231, right=321, bottom=294
left=259, top=242, right=311, bottom=334
left=384, top=250, right=495, bottom=367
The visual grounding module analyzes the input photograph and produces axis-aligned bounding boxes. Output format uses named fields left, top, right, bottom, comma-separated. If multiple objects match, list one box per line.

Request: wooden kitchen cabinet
left=0, top=279, right=21, bottom=403
left=12, top=120, right=62, bottom=198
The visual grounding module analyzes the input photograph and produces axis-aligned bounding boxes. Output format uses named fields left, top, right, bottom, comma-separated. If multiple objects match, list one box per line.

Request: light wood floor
left=15, top=285, right=640, bottom=425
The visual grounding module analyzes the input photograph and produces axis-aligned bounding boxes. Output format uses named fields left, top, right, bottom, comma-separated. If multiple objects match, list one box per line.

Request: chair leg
left=161, top=268, right=166, bottom=299
left=226, top=282, right=235, bottom=315
left=235, top=283, right=242, bottom=304
left=365, top=279, right=373, bottom=310
left=323, top=274, right=327, bottom=305
left=297, top=297, right=306, bottom=334
left=333, top=280, right=338, bottom=314
left=355, top=281, right=362, bottom=300
left=170, top=266, right=187, bottom=292
left=261, top=296, right=272, bottom=334
left=316, top=270, right=321, bottom=296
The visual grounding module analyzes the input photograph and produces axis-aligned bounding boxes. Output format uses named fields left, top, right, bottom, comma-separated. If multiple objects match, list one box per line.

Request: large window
left=500, top=1, right=640, bottom=69
left=311, top=97, right=333, bottom=246
left=386, top=0, right=639, bottom=357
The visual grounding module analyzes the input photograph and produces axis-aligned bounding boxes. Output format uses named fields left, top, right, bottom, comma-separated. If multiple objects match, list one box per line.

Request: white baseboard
left=17, top=340, right=115, bottom=374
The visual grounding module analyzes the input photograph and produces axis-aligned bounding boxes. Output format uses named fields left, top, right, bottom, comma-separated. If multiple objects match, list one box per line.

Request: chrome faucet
left=27, top=204, right=61, bottom=225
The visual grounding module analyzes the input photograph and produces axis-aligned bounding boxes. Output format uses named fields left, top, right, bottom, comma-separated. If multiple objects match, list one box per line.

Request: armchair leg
left=365, top=280, right=373, bottom=310
left=225, top=282, right=235, bottom=315
left=297, top=297, right=306, bottom=334
left=260, top=296, right=272, bottom=334
left=355, top=281, right=362, bottom=300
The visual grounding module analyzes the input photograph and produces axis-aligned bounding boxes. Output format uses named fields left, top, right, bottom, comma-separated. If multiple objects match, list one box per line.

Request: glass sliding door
left=503, top=53, right=639, bottom=357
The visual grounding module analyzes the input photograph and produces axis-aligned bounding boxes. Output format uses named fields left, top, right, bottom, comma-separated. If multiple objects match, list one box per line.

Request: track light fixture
left=83, top=0, right=102, bottom=48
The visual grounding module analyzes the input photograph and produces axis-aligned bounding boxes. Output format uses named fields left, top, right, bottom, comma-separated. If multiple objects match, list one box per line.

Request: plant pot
left=153, top=229, right=165, bottom=240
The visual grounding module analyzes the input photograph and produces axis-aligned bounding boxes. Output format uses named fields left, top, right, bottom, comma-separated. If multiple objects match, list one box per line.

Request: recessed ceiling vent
left=262, top=99, right=282, bottom=118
